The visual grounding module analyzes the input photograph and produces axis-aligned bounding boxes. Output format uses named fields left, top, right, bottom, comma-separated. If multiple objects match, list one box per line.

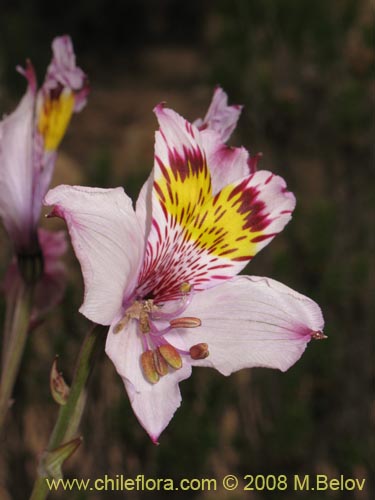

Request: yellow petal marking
left=154, top=160, right=266, bottom=262
left=37, top=89, right=75, bottom=151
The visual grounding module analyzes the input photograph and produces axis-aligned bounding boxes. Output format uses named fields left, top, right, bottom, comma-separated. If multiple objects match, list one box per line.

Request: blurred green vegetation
left=0, top=0, right=373, bottom=499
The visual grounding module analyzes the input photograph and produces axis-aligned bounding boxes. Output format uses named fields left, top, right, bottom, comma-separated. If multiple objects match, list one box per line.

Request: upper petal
left=106, top=319, right=191, bottom=442
left=137, top=107, right=295, bottom=301
left=44, top=35, right=88, bottom=107
left=36, top=35, right=89, bottom=154
left=200, top=129, right=251, bottom=193
left=193, top=87, right=242, bottom=143
left=44, top=185, right=144, bottom=325
left=180, top=275, right=324, bottom=374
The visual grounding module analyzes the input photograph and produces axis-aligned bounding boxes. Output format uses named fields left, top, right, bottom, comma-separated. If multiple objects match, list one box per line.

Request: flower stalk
left=30, top=323, right=106, bottom=500
left=0, top=280, right=34, bottom=431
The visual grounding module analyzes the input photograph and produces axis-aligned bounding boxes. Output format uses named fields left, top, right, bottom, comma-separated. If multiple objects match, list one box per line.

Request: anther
left=189, top=343, right=209, bottom=360
left=311, top=330, right=327, bottom=340
left=139, top=310, right=150, bottom=334
left=180, top=282, right=192, bottom=294
left=154, top=349, right=169, bottom=376
left=158, top=345, right=182, bottom=369
left=141, top=350, right=160, bottom=384
left=170, top=317, right=201, bottom=329
left=113, top=317, right=129, bottom=334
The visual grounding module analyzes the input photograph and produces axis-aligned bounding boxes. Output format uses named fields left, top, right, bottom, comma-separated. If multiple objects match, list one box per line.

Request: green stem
left=30, top=324, right=106, bottom=500
left=0, top=282, right=33, bottom=431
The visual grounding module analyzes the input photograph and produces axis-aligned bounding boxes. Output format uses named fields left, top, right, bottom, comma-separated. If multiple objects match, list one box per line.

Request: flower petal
left=0, top=75, right=36, bottom=250
left=194, top=87, right=242, bottom=143
left=106, top=319, right=191, bottom=441
left=135, top=172, right=153, bottom=242
left=179, top=275, right=324, bottom=374
left=200, top=129, right=251, bottom=193
left=44, top=185, right=144, bottom=325
left=44, top=35, right=88, bottom=108
left=138, top=107, right=295, bottom=301
left=36, top=35, right=89, bottom=154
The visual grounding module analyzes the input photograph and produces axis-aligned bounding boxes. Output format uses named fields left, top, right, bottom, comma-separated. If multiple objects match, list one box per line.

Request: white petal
left=0, top=84, right=35, bottom=248
left=44, top=185, right=144, bottom=325
left=135, top=172, right=153, bottom=242
left=200, top=129, right=250, bottom=193
left=106, top=319, right=191, bottom=442
left=194, top=87, right=242, bottom=142
left=180, top=276, right=324, bottom=374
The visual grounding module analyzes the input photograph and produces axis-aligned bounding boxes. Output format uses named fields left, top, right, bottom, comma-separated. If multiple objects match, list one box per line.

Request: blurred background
left=0, top=0, right=373, bottom=498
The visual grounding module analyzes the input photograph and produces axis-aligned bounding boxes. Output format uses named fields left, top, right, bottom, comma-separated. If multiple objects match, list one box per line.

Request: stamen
left=311, top=330, right=327, bottom=340
left=139, top=310, right=150, bottom=334
left=113, top=316, right=129, bottom=334
left=170, top=317, right=201, bottom=329
left=189, top=343, right=209, bottom=360
left=149, top=321, right=172, bottom=337
left=153, top=349, right=169, bottom=376
left=140, top=350, right=160, bottom=384
left=158, top=344, right=182, bottom=369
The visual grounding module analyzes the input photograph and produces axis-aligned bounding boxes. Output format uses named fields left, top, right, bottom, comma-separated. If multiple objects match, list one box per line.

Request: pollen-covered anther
left=139, top=310, right=151, bottom=333
left=141, top=350, right=160, bottom=384
left=311, top=330, right=327, bottom=340
left=189, top=343, right=209, bottom=360
left=113, top=316, right=129, bottom=334
left=154, top=349, right=169, bottom=376
left=180, top=282, right=192, bottom=294
left=158, top=345, right=182, bottom=369
left=169, top=317, right=202, bottom=328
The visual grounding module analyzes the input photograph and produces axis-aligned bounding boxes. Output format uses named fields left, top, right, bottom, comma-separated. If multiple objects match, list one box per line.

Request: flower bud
left=50, top=356, right=70, bottom=405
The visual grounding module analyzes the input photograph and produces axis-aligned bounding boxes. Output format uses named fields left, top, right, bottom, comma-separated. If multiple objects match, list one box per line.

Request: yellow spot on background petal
left=37, top=90, right=75, bottom=151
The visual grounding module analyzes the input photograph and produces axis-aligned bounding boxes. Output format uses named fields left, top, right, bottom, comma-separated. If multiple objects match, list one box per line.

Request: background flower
left=0, top=35, right=88, bottom=255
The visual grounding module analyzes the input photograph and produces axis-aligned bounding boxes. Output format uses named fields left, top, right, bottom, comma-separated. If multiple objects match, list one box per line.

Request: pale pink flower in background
left=45, top=90, right=324, bottom=442
left=0, top=34, right=88, bottom=328
left=0, top=35, right=88, bottom=257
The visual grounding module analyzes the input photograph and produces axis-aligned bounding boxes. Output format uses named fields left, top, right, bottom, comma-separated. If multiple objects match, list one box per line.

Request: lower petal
left=105, top=319, right=192, bottom=442
left=180, top=275, right=324, bottom=374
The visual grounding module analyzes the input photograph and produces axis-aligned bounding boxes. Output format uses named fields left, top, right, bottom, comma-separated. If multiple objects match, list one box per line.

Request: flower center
left=113, top=283, right=209, bottom=384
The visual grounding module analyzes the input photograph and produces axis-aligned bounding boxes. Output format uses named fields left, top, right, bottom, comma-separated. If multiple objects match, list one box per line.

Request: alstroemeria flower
left=0, top=35, right=88, bottom=257
left=45, top=96, right=324, bottom=443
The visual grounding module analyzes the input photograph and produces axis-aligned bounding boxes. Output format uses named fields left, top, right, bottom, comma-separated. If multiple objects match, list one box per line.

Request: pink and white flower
left=0, top=35, right=88, bottom=256
left=45, top=91, right=324, bottom=442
